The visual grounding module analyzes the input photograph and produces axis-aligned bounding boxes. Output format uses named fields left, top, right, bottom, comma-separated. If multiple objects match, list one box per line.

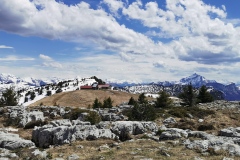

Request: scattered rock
left=98, top=144, right=110, bottom=151
left=0, top=131, right=35, bottom=150
left=32, top=124, right=117, bottom=148
left=163, top=117, right=176, bottom=124
left=67, top=154, right=80, bottom=160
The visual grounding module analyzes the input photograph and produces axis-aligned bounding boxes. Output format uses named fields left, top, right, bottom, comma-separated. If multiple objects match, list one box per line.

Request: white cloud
left=39, top=54, right=62, bottom=68
left=0, top=0, right=165, bottom=57
left=42, top=62, right=62, bottom=68
left=122, top=0, right=240, bottom=64
left=0, top=0, right=240, bottom=82
left=0, top=55, right=35, bottom=61
left=102, top=0, right=124, bottom=16
left=39, top=54, right=52, bottom=61
left=0, top=45, right=13, bottom=49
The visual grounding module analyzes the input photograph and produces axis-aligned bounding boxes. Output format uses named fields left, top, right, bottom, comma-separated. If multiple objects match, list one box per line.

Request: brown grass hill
left=29, top=90, right=140, bottom=108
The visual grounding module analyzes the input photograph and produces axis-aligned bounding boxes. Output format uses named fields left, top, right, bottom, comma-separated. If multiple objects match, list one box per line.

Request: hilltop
left=29, top=90, right=139, bottom=108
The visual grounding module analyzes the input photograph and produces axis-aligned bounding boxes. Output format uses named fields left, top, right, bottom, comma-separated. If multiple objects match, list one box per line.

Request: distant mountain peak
left=179, top=73, right=216, bottom=87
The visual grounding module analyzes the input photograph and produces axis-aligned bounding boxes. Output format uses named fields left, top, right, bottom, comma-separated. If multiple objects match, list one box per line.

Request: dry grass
left=29, top=90, right=139, bottom=108
left=45, top=138, right=231, bottom=160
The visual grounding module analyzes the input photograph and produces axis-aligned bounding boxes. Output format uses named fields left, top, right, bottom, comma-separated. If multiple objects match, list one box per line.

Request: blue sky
left=0, top=0, right=240, bottom=83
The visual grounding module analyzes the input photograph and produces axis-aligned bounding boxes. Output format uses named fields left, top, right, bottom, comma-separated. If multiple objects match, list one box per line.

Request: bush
left=129, top=103, right=156, bottom=121
left=198, top=124, right=215, bottom=131
left=168, top=107, right=215, bottom=119
left=24, top=120, right=48, bottom=129
left=85, top=111, right=101, bottom=125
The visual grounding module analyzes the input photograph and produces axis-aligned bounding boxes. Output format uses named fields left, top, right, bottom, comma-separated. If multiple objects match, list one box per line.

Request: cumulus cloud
left=102, top=0, right=124, bottom=16
left=0, top=55, right=35, bottom=61
left=0, top=45, right=13, bottom=49
left=0, top=0, right=240, bottom=81
left=0, top=0, right=166, bottom=57
left=122, top=0, right=240, bottom=64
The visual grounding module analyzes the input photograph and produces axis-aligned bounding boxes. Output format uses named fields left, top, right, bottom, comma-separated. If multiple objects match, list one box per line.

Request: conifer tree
left=197, top=85, right=214, bottom=103
left=128, top=97, right=136, bottom=105
left=103, top=97, right=113, bottom=108
left=138, top=93, right=147, bottom=104
left=178, top=84, right=197, bottom=107
left=92, top=98, right=102, bottom=109
left=156, top=91, right=173, bottom=108
left=0, top=87, right=18, bottom=107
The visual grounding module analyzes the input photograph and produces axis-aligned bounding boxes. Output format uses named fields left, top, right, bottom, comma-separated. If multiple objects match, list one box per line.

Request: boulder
left=159, top=128, right=188, bottom=140
left=111, top=121, right=158, bottom=140
left=32, top=124, right=117, bottom=148
left=163, top=117, right=176, bottom=124
left=0, top=131, right=35, bottom=150
left=50, top=119, right=72, bottom=127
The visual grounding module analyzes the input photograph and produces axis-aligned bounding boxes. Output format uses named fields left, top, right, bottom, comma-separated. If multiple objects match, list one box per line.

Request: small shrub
left=198, top=124, right=215, bottom=131
left=156, top=129, right=165, bottom=136
left=85, top=111, right=101, bottom=125
left=24, top=120, right=48, bottom=129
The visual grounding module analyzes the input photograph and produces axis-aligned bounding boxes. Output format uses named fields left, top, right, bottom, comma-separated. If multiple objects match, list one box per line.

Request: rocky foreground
left=0, top=101, right=240, bottom=159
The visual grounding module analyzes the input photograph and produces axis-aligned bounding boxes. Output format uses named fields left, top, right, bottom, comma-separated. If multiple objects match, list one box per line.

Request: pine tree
left=178, top=84, right=197, bottom=107
left=103, top=97, right=113, bottom=108
left=155, top=91, right=173, bottom=108
left=0, top=87, right=18, bottom=107
left=128, top=97, right=136, bottom=105
left=138, top=93, right=147, bottom=104
left=30, top=92, right=36, bottom=100
left=197, top=85, right=214, bottom=103
left=92, top=98, right=102, bottom=109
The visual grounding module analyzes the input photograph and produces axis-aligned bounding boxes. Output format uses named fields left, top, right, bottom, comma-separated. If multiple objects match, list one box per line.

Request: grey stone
left=111, top=121, right=158, bottom=138
left=32, top=124, right=117, bottom=148
left=159, top=128, right=188, bottom=140
left=0, top=131, right=35, bottom=150
left=67, top=154, right=80, bottom=160
left=50, top=119, right=72, bottom=127
left=163, top=117, right=176, bottom=124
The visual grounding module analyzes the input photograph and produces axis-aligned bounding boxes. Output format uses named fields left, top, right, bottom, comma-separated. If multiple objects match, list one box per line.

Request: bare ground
left=29, top=90, right=140, bottom=108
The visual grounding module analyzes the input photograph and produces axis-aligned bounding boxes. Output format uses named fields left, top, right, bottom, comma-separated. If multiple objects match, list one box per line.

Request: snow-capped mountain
left=0, top=73, right=23, bottom=84
left=121, top=73, right=240, bottom=101
left=0, top=73, right=98, bottom=106
left=178, top=73, right=216, bottom=87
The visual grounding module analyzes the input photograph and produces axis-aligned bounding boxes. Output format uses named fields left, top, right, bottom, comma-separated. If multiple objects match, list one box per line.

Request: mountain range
left=0, top=73, right=240, bottom=101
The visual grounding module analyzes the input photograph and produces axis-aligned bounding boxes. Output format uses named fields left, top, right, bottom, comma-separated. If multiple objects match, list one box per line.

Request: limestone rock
left=0, top=131, right=35, bottom=150
left=159, top=128, right=188, bottom=140
left=32, top=124, right=117, bottom=148
left=163, top=117, right=176, bottom=124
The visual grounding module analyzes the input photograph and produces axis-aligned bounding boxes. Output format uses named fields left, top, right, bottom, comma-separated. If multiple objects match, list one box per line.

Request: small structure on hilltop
left=98, top=84, right=110, bottom=89
left=80, top=86, right=93, bottom=90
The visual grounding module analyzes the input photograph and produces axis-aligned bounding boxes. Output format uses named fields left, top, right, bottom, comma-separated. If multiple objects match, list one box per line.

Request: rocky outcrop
left=3, top=106, right=45, bottom=127
left=159, top=128, right=188, bottom=140
left=183, top=130, right=240, bottom=156
left=32, top=123, right=117, bottom=148
left=0, top=131, right=35, bottom=150
left=111, top=121, right=158, bottom=140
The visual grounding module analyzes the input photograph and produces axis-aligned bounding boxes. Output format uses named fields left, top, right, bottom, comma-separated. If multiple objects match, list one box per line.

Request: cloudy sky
left=0, top=0, right=240, bottom=83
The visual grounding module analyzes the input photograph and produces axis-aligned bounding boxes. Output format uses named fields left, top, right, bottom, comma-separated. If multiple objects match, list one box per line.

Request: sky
left=0, top=0, right=240, bottom=83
